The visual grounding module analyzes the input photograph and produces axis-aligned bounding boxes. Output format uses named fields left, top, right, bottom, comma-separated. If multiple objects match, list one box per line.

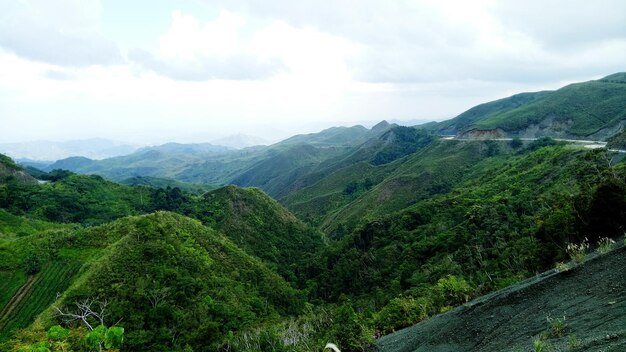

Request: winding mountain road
left=440, top=136, right=626, bottom=153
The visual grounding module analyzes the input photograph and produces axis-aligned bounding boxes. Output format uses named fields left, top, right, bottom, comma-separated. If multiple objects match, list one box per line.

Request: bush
left=374, top=296, right=430, bottom=334
left=434, top=275, right=473, bottom=306
left=23, top=253, right=41, bottom=275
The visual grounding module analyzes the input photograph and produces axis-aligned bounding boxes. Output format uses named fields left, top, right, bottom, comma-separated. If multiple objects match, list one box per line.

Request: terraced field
left=0, top=261, right=81, bottom=340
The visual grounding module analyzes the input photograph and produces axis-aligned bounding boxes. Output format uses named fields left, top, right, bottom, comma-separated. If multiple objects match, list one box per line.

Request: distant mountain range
left=210, top=134, right=269, bottom=149
left=0, top=138, right=139, bottom=161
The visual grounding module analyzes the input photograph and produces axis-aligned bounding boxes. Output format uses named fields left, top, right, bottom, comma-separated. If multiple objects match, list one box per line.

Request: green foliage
left=596, top=237, right=616, bottom=253
left=510, top=137, right=523, bottom=149
left=0, top=271, right=27, bottom=309
left=547, top=316, right=566, bottom=338
left=85, top=325, right=107, bottom=350
left=120, top=176, right=213, bottom=195
left=329, top=303, right=372, bottom=352
left=527, top=137, right=559, bottom=151
left=374, top=296, right=430, bottom=334
left=0, top=262, right=82, bottom=341
left=534, top=338, right=546, bottom=352
left=190, top=186, right=323, bottom=286
left=22, top=253, right=41, bottom=275
left=40, top=212, right=304, bottom=351
left=434, top=275, right=472, bottom=307
left=567, top=334, right=580, bottom=349
left=371, top=127, right=434, bottom=165
left=46, top=325, right=69, bottom=341
left=566, top=239, right=589, bottom=263
left=606, top=129, right=626, bottom=149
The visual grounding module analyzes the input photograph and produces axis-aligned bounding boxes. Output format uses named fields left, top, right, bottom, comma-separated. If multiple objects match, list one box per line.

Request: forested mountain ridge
left=432, top=73, right=626, bottom=139
left=38, top=74, right=626, bottom=204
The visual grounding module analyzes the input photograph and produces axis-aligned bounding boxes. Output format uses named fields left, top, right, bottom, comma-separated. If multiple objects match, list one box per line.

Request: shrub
left=547, top=316, right=566, bottom=338
left=374, top=296, right=430, bottom=334
left=596, top=237, right=615, bottom=254
left=566, top=238, right=589, bottom=263
left=555, top=262, right=571, bottom=272
left=23, top=253, right=41, bottom=275
left=434, top=275, right=473, bottom=306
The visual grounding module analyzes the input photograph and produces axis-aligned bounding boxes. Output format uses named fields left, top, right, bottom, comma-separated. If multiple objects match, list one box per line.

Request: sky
left=0, top=0, right=625, bottom=144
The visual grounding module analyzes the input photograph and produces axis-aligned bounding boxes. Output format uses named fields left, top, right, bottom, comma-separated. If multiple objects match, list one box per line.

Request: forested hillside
left=1, top=73, right=625, bottom=352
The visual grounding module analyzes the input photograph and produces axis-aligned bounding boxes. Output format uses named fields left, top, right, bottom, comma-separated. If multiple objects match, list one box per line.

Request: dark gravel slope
left=376, top=246, right=626, bottom=352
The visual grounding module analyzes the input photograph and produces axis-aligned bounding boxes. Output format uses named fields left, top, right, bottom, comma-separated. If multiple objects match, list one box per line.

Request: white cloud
left=0, top=0, right=121, bottom=66
left=130, top=10, right=288, bottom=81
left=0, top=0, right=624, bottom=144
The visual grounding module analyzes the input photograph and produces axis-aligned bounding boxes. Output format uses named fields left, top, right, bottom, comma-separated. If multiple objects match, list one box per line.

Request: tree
left=53, top=298, right=124, bottom=352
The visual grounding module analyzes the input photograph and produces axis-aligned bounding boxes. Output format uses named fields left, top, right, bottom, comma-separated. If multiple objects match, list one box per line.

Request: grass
left=547, top=316, right=566, bottom=338
left=555, top=262, right=571, bottom=272
left=566, top=238, right=589, bottom=263
left=0, top=261, right=81, bottom=341
left=596, top=237, right=616, bottom=254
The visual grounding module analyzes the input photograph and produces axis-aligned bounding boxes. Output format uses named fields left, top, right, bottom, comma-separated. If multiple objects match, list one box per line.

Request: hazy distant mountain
left=210, top=134, right=269, bottom=149
left=0, top=138, right=139, bottom=161
left=44, top=142, right=234, bottom=180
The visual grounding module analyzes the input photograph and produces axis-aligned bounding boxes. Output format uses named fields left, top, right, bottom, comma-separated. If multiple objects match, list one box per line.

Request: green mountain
left=279, top=125, right=370, bottom=146
left=2, top=212, right=303, bottom=351
left=190, top=186, right=324, bottom=284
left=42, top=124, right=396, bottom=200
left=435, top=73, right=626, bottom=140
left=44, top=143, right=233, bottom=181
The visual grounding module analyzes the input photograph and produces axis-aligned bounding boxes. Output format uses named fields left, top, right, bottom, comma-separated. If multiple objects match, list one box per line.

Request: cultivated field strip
left=0, top=271, right=27, bottom=311
left=0, top=261, right=81, bottom=340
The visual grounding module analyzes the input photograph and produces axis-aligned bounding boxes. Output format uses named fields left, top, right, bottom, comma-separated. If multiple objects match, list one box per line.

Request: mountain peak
left=372, top=120, right=391, bottom=131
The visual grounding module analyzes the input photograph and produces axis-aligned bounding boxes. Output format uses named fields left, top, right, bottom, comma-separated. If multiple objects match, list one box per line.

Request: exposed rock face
left=458, top=128, right=506, bottom=139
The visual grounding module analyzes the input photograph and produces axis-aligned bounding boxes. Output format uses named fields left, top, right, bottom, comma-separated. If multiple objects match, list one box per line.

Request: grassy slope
left=436, top=73, right=626, bottom=138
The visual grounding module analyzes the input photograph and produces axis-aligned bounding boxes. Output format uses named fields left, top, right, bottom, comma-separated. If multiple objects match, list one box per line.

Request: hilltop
left=190, top=185, right=325, bottom=284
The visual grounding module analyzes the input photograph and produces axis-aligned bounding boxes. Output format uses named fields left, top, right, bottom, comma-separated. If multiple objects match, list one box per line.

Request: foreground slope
left=376, top=246, right=626, bottom=352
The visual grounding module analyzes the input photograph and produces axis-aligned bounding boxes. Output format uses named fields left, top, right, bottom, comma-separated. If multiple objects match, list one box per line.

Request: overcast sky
left=0, top=0, right=624, bottom=144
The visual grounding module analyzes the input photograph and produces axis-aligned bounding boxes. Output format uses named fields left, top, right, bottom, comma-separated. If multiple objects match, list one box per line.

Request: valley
left=1, top=73, right=625, bottom=351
